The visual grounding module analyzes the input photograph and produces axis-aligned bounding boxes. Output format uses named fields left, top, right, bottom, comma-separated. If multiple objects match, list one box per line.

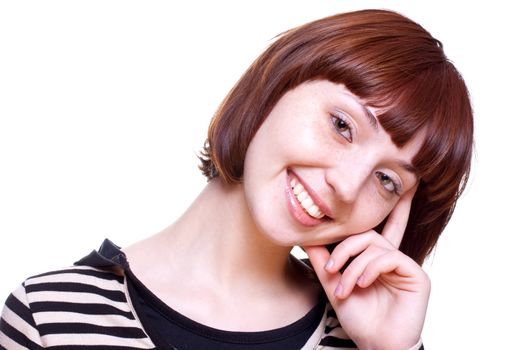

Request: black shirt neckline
left=76, top=239, right=326, bottom=349
left=126, top=267, right=326, bottom=344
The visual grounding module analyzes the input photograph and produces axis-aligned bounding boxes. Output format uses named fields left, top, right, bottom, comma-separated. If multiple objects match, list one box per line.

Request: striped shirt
left=0, top=240, right=362, bottom=349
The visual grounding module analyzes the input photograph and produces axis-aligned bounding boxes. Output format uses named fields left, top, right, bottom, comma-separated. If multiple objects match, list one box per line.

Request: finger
left=336, top=244, right=389, bottom=299
left=356, top=250, right=424, bottom=291
left=303, top=245, right=341, bottom=303
left=382, top=185, right=418, bottom=248
left=326, top=231, right=393, bottom=273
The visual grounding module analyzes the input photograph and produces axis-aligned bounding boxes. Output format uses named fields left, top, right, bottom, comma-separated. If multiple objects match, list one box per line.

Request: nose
left=325, top=155, right=373, bottom=204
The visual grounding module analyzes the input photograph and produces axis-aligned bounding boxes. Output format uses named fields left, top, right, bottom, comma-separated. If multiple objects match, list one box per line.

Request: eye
left=375, top=171, right=401, bottom=195
left=331, top=114, right=353, bottom=142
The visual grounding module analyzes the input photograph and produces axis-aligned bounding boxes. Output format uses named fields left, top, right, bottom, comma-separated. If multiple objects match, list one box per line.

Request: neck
left=147, top=179, right=295, bottom=294
left=124, top=178, right=319, bottom=330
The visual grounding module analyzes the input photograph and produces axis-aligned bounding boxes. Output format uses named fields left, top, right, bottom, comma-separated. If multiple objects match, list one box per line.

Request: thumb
left=303, top=245, right=341, bottom=303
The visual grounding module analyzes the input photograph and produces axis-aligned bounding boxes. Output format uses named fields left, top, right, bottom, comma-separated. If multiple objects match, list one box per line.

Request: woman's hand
left=304, top=188, right=430, bottom=350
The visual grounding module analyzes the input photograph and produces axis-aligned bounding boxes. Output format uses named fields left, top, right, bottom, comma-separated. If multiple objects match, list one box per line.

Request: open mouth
left=288, top=173, right=326, bottom=220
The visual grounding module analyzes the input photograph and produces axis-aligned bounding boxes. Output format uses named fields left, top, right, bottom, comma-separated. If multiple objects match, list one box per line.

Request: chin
left=261, top=224, right=341, bottom=248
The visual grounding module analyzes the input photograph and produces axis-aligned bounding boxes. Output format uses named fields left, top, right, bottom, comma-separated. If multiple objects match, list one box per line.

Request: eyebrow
left=360, top=104, right=379, bottom=131
left=359, top=104, right=419, bottom=177
left=340, top=90, right=379, bottom=131
left=399, top=161, right=419, bottom=177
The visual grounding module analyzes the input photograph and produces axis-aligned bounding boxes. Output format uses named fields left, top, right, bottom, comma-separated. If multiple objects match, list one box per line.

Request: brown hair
left=199, top=9, right=473, bottom=265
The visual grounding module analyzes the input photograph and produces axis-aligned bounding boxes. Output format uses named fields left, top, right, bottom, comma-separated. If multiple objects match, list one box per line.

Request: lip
left=285, top=170, right=332, bottom=227
left=289, top=169, right=333, bottom=218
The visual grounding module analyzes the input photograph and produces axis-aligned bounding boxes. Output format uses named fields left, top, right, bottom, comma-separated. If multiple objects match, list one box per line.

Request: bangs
left=373, top=62, right=473, bottom=213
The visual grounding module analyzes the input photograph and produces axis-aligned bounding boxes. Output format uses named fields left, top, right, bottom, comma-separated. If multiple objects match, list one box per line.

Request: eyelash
left=375, top=171, right=401, bottom=195
left=330, top=113, right=353, bottom=142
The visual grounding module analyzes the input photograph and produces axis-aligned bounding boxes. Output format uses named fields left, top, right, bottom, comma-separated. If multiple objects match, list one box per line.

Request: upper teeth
left=290, top=177, right=325, bottom=219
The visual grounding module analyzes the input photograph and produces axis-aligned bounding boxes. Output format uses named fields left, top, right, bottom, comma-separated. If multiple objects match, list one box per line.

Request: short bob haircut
left=199, top=9, right=474, bottom=265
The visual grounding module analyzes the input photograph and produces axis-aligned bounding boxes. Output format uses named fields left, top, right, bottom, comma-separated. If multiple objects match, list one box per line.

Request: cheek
left=347, top=196, right=395, bottom=233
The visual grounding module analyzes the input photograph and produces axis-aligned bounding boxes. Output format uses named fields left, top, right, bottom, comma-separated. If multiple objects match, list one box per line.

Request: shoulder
left=26, top=264, right=125, bottom=291
left=1, top=242, right=156, bottom=349
left=1, top=265, right=130, bottom=348
left=22, top=264, right=129, bottom=313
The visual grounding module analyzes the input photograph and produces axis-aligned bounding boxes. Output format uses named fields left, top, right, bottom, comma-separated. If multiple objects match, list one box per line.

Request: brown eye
left=331, top=115, right=353, bottom=142
left=375, top=171, right=400, bottom=194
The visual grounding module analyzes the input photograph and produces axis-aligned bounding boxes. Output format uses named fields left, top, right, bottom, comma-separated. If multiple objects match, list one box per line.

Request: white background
left=1, top=1, right=523, bottom=348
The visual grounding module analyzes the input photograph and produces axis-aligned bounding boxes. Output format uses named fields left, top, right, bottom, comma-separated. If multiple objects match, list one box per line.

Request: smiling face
left=242, top=80, right=424, bottom=246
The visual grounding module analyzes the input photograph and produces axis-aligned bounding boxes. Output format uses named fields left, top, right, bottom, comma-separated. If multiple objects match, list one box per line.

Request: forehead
left=327, top=81, right=428, bottom=148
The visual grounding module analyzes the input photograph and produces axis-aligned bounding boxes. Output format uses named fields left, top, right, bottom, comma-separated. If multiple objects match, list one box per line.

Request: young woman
left=0, top=9, right=473, bottom=350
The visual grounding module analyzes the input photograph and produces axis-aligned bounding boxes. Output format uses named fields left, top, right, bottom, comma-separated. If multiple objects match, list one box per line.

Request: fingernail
left=324, top=258, right=334, bottom=270
left=334, top=283, right=343, bottom=297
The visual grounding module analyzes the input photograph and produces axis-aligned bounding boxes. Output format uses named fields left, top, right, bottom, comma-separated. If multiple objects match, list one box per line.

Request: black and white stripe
left=1, top=264, right=365, bottom=349
left=1, top=266, right=154, bottom=349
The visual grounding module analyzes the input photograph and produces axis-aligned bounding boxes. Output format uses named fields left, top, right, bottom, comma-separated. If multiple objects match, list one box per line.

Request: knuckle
left=368, top=243, right=388, bottom=256
left=389, top=249, right=404, bottom=259
left=332, top=231, right=373, bottom=256
left=340, top=262, right=360, bottom=282
left=336, top=238, right=353, bottom=253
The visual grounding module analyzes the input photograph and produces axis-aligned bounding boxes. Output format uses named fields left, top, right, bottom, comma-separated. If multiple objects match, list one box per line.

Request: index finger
left=381, top=185, right=418, bottom=248
left=302, top=245, right=340, bottom=305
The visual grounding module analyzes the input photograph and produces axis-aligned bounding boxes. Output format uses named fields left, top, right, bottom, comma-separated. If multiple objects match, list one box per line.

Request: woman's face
left=243, top=80, right=424, bottom=246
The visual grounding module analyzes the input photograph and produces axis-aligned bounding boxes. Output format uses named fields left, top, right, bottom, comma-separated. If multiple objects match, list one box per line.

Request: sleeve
left=0, top=283, right=44, bottom=349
